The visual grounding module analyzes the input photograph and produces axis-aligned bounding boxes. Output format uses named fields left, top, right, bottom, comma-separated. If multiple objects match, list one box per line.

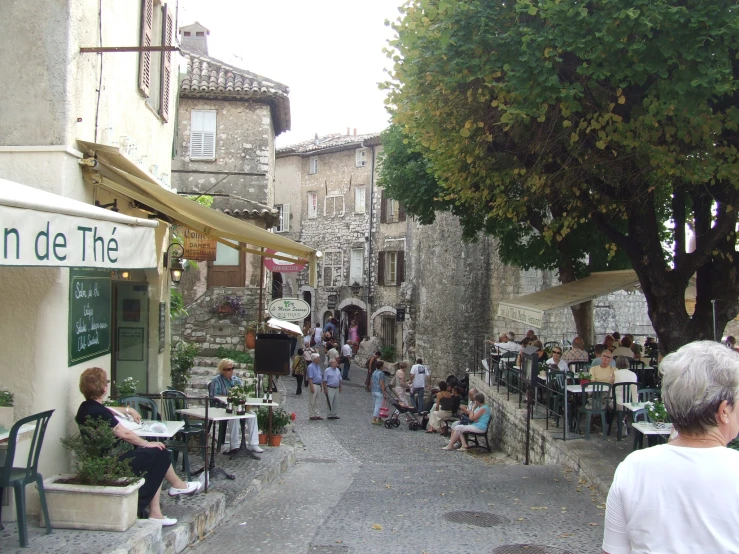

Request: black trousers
left=295, top=375, right=303, bottom=394
left=122, top=447, right=171, bottom=513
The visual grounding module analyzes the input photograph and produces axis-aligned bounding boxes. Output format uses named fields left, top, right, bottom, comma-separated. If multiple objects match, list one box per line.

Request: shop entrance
left=112, top=282, right=149, bottom=392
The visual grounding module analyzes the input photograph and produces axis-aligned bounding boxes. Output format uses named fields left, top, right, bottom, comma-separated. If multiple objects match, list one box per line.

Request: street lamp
left=351, top=281, right=361, bottom=297
left=163, top=242, right=185, bottom=285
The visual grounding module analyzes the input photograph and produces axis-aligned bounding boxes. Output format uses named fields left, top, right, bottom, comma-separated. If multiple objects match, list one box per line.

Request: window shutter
left=377, top=252, right=385, bottom=286
left=398, top=203, right=406, bottom=222
left=202, top=111, right=216, bottom=158
left=138, top=0, right=154, bottom=97
left=283, top=204, right=290, bottom=232
left=158, top=4, right=173, bottom=121
left=397, top=251, right=405, bottom=285
left=380, top=190, right=387, bottom=223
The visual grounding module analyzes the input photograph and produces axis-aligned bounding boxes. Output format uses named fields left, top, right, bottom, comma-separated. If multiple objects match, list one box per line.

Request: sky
left=177, top=0, right=404, bottom=147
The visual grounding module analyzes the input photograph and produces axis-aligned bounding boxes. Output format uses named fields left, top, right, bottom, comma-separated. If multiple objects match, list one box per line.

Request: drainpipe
left=366, top=144, right=376, bottom=337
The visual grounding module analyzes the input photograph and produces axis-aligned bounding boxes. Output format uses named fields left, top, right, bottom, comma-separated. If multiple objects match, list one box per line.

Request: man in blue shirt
left=323, top=359, right=343, bottom=419
left=307, top=353, right=324, bottom=420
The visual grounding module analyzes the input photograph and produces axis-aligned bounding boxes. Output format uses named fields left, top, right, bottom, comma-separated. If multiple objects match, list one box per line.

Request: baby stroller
left=384, top=387, right=426, bottom=430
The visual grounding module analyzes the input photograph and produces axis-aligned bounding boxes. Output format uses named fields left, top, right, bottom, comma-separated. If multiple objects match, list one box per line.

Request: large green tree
left=379, top=123, right=634, bottom=344
left=384, top=0, right=739, bottom=353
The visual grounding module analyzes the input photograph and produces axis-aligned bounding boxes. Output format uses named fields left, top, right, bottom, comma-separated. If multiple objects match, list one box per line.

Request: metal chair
left=499, top=351, right=519, bottom=392
left=544, top=341, right=561, bottom=351
left=568, top=361, right=590, bottom=374
left=160, top=391, right=206, bottom=481
left=0, top=410, right=54, bottom=547
left=608, top=382, right=639, bottom=440
left=634, top=388, right=661, bottom=422
left=118, top=396, right=160, bottom=420
left=575, top=383, right=611, bottom=440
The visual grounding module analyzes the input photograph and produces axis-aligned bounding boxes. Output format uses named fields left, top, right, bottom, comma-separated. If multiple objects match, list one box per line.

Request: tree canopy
left=383, top=0, right=739, bottom=352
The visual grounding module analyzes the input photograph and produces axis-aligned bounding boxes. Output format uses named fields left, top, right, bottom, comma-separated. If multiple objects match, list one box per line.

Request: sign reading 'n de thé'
left=0, top=205, right=156, bottom=268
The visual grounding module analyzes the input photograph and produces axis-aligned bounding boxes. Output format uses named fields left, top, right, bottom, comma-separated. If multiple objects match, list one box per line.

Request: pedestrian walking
left=313, top=324, right=323, bottom=348
left=410, top=358, right=430, bottom=411
left=292, top=348, right=307, bottom=395
left=365, top=350, right=381, bottom=391
left=370, top=360, right=388, bottom=425
left=323, top=359, right=342, bottom=419
left=394, top=361, right=409, bottom=404
left=307, top=353, right=324, bottom=420
left=340, top=341, right=352, bottom=380
left=326, top=342, right=339, bottom=366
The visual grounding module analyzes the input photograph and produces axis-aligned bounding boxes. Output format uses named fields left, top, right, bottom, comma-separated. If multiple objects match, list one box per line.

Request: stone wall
left=172, top=286, right=260, bottom=354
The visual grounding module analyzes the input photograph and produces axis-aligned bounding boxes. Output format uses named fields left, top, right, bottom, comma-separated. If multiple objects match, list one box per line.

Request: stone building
left=171, top=23, right=297, bottom=351
left=275, top=132, right=380, bottom=340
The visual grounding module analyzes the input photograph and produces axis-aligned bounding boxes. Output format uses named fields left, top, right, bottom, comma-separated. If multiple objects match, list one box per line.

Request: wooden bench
left=463, top=417, right=492, bottom=452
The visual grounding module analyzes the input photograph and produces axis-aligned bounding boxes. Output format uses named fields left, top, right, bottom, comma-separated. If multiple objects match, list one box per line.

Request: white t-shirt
left=613, top=369, right=638, bottom=406
left=494, top=341, right=521, bottom=354
left=314, top=327, right=323, bottom=342
left=341, top=343, right=352, bottom=357
left=603, top=445, right=739, bottom=554
left=410, top=364, right=429, bottom=389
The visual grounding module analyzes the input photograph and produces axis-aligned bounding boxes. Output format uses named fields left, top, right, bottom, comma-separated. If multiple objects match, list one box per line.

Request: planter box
left=0, top=406, right=13, bottom=429
left=43, top=474, right=145, bottom=531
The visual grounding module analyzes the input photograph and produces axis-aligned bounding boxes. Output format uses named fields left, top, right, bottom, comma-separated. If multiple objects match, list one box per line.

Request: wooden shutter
left=190, top=111, right=216, bottom=159
left=398, top=203, right=406, bottom=222
left=380, top=190, right=387, bottom=223
left=281, top=204, right=290, bottom=232
left=138, top=0, right=154, bottom=97
left=377, top=252, right=385, bottom=286
left=396, top=251, right=405, bottom=285
left=158, top=4, right=173, bottom=121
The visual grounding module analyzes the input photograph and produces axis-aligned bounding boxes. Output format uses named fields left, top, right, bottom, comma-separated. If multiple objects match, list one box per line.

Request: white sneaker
left=150, top=516, right=177, bottom=526
left=168, top=481, right=202, bottom=497
left=248, top=444, right=264, bottom=453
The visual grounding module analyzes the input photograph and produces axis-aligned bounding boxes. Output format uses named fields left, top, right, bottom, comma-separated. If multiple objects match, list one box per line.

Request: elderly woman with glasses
left=545, top=347, right=569, bottom=371
left=603, top=341, right=739, bottom=554
left=208, top=358, right=263, bottom=455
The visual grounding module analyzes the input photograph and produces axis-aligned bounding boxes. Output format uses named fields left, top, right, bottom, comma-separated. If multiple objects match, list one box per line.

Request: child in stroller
left=384, top=387, right=428, bottom=430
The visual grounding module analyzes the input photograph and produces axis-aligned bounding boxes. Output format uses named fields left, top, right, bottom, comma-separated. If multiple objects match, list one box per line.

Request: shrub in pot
left=44, top=417, right=144, bottom=531
left=0, top=388, right=14, bottom=430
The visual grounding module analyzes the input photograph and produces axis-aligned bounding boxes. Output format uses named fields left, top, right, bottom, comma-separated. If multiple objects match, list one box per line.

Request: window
left=214, top=241, right=239, bottom=265
left=309, top=156, right=318, bottom=174
left=324, top=195, right=345, bottom=217
left=380, top=316, right=396, bottom=348
left=275, top=204, right=289, bottom=232
left=138, top=0, right=173, bottom=121
left=380, top=190, right=406, bottom=223
left=307, top=192, right=318, bottom=219
left=349, top=249, right=364, bottom=285
left=190, top=110, right=217, bottom=159
left=355, top=186, right=366, bottom=214
left=356, top=148, right=367, bottom=167
left=322, top=250, right=343, bottom=287
left=377, top=250, right=405, bottom=286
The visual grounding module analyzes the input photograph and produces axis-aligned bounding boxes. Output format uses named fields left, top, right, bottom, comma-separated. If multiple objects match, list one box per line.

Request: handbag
left=378, top=400, right=389, bottom=419
left=459, top=414, right=471, bottom=425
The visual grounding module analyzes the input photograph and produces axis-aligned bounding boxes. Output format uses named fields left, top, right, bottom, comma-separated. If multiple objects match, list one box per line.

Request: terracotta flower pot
left=245, top=331, right=256, bottom=349
left=580, top=379, right=590, bottom=387
left=268, top=434, right=282, bottom=447
left=258, top=433, right=268, bottom=445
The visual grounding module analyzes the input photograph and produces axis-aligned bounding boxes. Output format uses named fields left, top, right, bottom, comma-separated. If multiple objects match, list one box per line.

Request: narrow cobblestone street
left=187, top=364, right=605, bottom=554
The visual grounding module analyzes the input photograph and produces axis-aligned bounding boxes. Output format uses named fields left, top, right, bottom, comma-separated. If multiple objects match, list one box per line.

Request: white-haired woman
left=208, top=359, right=263, bottom=454
left=603, top=341, right=739, bottom=554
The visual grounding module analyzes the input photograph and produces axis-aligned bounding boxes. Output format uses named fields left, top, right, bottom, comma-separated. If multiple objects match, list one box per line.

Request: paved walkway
left=187, top=364, right=606, bottom=554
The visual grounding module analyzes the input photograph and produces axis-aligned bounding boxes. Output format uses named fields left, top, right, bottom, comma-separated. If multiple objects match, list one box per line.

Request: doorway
left=112, top=282, right=149, bottom=392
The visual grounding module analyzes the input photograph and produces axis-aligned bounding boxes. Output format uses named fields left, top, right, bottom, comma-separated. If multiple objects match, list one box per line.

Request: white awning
left=0, top=178, right=158, bottom=269
left=266, top=318, right=303, bottom=337
left=497, top=270, right=640, bottom=328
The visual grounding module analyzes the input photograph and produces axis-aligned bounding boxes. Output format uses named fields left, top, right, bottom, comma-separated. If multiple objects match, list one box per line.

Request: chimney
left=354, top=128, right=357, bottom=136
left=180, top=22, right=210, bottom=55
left=346, top=127, right=350, bottom=136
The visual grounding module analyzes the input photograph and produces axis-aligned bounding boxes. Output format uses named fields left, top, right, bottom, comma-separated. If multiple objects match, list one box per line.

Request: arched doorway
left=336, top=298, right=367, bottom=345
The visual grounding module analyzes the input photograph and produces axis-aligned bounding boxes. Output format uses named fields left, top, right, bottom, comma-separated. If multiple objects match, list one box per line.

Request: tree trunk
left=570, top=300, right=595, bottom=347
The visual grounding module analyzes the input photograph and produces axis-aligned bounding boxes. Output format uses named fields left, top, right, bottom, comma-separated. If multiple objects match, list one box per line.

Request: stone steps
left=185, top=356, right=254, bottom=398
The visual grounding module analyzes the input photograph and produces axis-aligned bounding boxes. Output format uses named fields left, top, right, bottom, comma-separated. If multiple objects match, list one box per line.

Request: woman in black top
left=75, top=367, right=202, bottom=526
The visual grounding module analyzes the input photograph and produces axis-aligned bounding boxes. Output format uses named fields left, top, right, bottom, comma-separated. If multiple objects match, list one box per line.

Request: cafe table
left=128, top=420, right=185, bottom=439
left=632, top=421, right=673, bottom=450
left=0, top=423, right=37, bottom=444
left=177, top=407, right=257, bottom=483
left=215, top=396, right=280, bottom=437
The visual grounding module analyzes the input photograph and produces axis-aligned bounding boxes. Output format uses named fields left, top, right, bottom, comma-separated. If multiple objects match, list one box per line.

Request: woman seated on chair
left=208, top=358, right=263, bottom=455
left=442, top=393, right=490, bottom=451
left=426, top=382, right=454, bottom=433
left=76, top=367, right=201, bottom=526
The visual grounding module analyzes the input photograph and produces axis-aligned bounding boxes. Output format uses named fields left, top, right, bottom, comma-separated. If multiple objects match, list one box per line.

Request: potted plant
left=268, top=409, right=293, bottom=447
left=255, top=407, right=269, bottom=444
left=245, top=321, right=259, bottom=349
left=171, top=341, right=200, bottom=392
left=645, top=400, right=670, bottom=427
left=577, top=371, right=593, bottom=386
left=44, top=418, right=144, bottom=531
left=0, top=388, right=13, bottom=430
left=213, top=295, right=247, bottom=318
left=114, top=377, right=138, bottom=398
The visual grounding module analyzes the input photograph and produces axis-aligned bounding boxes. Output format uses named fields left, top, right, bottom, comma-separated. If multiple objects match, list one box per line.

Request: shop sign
left=69, top=268, right=111, bottom=365
left=496, top=303, right=544, bottom=328
left=268, top=298, right=312, bottom=322
left=181, top=228, right=217, bottom=261
left=327, top=294, right=338, bottom=309
left=263, top=248, right=307, bottom=273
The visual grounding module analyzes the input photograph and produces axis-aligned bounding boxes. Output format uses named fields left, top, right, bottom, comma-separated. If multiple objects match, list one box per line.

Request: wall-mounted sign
left=181, top=228, right=217, bottom=261
left=327, top=294, right=338, bottom=309
left=496, top=303, right=544, bottom=328
left=263, top=248, right=307, bottom=273
left=69, top=268, right=112, bottom=365
left=268, top=298, right=312, bottom=321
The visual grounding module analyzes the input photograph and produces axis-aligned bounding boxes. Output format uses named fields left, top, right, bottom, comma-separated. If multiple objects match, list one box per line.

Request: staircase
left=185, top=356, right=253, bottom=399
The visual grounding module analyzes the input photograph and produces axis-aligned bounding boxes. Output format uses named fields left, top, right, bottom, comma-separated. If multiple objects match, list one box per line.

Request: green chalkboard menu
left=69, top=268, right=112, bottom=365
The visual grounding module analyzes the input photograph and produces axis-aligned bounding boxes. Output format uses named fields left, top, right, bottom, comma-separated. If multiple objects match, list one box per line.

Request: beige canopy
left=496, top=270, right=641, bottom=328
left=78, top=141, right=318, bottom=286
